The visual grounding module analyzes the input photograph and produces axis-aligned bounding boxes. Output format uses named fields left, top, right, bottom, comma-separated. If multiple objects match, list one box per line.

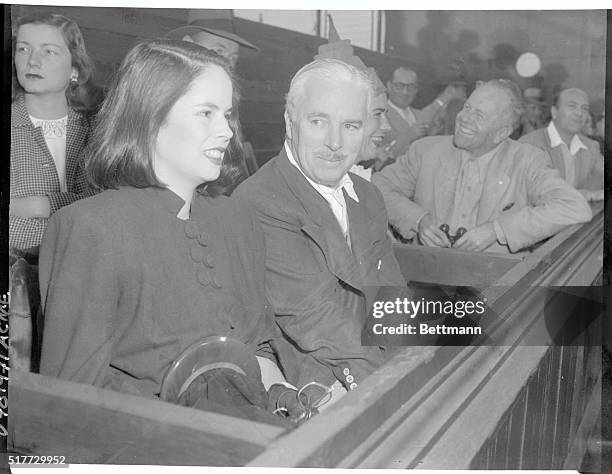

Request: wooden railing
left=8, top=205, right=603, bottom=467
left=249, top=203, right=603, bottom=468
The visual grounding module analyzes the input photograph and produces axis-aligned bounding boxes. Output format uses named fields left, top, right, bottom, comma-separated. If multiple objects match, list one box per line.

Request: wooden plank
left=392, top=243, right=522, bottom=287
left=250, top=203, right=603, bottom=468
left=490, top=414, right=510, bottom=469
left=9, top=371, right=285, bottom=466
left=79, top=29, right=143, bottom=65
left=534, top=358, right=553, bottom=469
left=563, top=374, right=602, bottom=469
left=12, top=5, right=186, bottom=39
left=522, top=362, right=546, bottom=468
left=515, top=389, right=529, bottom=469
left=567, top=344, right=586, bottom=444
left=551, top=346, right=577, bottom=467
left=468, top=444, right=488, bottom=469
left=504, top=409, right=518, bottom=468
left=408, top=347, right=547, bottom=469
left=240, top=102, right=284, bottom=125
left=518, top=373, right=535, bottom=468
left=541, top=346, right=562, bottom=467
left=249, top=346, right=440, bottom=468
left=239, top=80, right=287, bottom=104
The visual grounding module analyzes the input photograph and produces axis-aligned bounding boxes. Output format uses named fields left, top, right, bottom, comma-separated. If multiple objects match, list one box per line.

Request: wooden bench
left=8, top=203, right=603, bottom=468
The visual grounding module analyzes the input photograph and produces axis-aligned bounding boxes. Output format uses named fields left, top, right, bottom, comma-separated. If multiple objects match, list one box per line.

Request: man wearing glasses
left=386, top=66, right=466, bottom=157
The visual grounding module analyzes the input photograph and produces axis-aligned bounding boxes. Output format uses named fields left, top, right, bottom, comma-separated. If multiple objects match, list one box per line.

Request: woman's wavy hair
left=12, top=12, right=102, bottom=114
left=86, top=39, right=242, bottom=195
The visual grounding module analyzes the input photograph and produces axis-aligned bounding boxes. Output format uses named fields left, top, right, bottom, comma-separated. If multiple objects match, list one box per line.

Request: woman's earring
left=70, top=74, right=78, bottom=85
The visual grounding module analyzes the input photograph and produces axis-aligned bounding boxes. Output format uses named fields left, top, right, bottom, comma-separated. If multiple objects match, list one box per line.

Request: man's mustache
left=314, top=152, right=348, bottom=161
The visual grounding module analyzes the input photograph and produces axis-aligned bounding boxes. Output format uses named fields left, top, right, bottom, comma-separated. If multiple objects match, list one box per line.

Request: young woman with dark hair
left=39, top=40, right=296, bottom=423
left=10, top=13, right=101, bottom=254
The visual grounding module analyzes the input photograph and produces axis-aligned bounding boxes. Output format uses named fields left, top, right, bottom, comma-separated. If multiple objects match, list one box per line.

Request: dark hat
left=166, top=24, right=258, bottom=50
left=166, top=10, right=258, bottom=51
left=159, top=335, right=261, bottom=403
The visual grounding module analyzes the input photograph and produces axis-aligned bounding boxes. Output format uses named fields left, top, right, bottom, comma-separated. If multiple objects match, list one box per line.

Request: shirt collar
left=388, top=99, right=411, bottom=116
left=461, top=142, right=502, bottom=181
left=284, top=141, right=359, bottom=203
left=126, top=186, right=190, bottom=217
left=12, top=93, right=87, bottom=129
left=547, top=121, right=588, bottom=156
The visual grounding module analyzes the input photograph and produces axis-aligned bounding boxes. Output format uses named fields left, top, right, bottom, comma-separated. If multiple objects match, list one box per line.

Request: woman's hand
left=10, top=196, right=51, bottom=218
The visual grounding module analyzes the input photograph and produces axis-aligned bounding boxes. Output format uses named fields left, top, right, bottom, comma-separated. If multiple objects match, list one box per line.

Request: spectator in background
left=384, top=66, right=466, bottom=157
left=373, top=79, right=592, bottom=253
left=10, top=12, right=100, bottom=254
left=518, top=97, right=546, bottom=137
left=165, top=9, right=258, bottom=69
left=520, top=88, right=604, bottom=202
left=510, top=87, right=546, bottom=139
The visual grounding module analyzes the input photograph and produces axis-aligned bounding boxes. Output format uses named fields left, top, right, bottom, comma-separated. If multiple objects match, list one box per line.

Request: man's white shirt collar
left=460, top=142, right=502, bottom=181
left=547, top=121, right=588, bottom=156
left=284, top=141, right=359, bottom=203
left=388, top=100, right=405, bottom=116
left=388, top=100, right=415, bottom=123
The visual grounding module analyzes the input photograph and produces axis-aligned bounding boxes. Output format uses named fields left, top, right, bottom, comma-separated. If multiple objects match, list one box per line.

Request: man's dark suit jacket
left=234, top=148, right=406, bottom=389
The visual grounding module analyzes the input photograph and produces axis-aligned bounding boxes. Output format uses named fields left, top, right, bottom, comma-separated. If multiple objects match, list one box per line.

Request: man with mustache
left=520, top=88, right=604, bottom=202
left=234, top=58, right=405, bottom=398
left=373, top=79, right=592, bottom=253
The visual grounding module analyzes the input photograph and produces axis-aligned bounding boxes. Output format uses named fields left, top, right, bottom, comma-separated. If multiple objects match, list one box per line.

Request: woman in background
left=10, top=12, right=101, bottom=254
left=39, top=40, right=293, bottom=423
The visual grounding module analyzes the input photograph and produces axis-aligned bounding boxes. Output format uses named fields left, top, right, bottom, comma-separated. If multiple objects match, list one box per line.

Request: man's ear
left=284, top=109, right=293, bottom=141
left=182, top=34, right=195, bottom=43
left=494, top=124, right=513, bottom=144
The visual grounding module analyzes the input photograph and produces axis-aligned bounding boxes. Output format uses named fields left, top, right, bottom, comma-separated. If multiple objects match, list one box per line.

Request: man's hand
left=581, top=189, right=604, bottom=202
left=10, top=196, right=51, bottom=218
left=418, top=214, right=451, bottom=247
left=438, top=85, right=467, bottom=104
left=407, top=123, right=429, bottom=142
left=454, top=222, right=497, bottom=251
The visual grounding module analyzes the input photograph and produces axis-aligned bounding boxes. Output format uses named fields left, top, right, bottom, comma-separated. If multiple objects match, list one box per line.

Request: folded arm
left=372, top=142, right=429, bottom=240
left=495, top=151, right=592, bottom=252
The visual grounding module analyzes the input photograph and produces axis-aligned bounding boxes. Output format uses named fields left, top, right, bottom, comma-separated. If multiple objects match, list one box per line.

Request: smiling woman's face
left=153, top=65, right=234, bottom=191
left=360, top=92, right=391, bottom=161
left=14, top=23, right=75, bottom=97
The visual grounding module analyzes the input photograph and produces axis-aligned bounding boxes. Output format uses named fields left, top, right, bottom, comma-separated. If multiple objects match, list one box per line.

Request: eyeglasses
left=390, top=82, right=418, bottom=92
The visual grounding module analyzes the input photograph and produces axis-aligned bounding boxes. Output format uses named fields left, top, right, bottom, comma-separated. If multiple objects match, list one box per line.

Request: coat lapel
left=18, top=97, right=63, bottom=189
left=433, top=144, right=460, bottom=221
left=345, top=184, right=382, bottom=261
left=65, top=109, right=89, bottom=184
left=538, top=129, right=567, bottom=180
left=387, top=107, right=410, bottom=133
left=477, top=143, right=511, bottom=223
left=274, top=150, right=364, bottom=291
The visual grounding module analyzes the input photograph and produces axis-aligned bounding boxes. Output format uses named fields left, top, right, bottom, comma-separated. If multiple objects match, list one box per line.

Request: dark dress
left=39, top=186, right=279, bottom=400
